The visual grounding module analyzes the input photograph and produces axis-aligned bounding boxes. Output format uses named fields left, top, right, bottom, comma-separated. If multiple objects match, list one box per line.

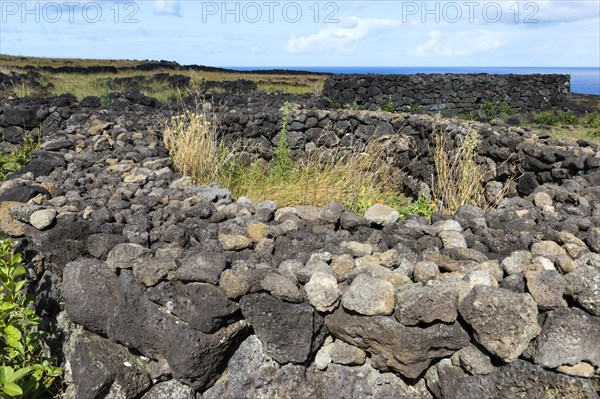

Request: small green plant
left=409, top=103, right=421, bottom=113
left=459, top=112, right=477, bottom=121
left=328, top=98, right=341, bottom=109
left=381, top=98, right=395, bottom=113
left=497, top=103, right=513, bottom=115
left=0, top=134, right=39, bottom=182
left=0, top=237, right=62, bottom=397
left=558, top=111, right=578, bottom=125
left=483, top=100, right=495, bottom=120
left=398, top=196, right=436, bottom=221
left=270, top=101, right=295, bottom=183
left=534, top=110, right=558, bottom=125
left=99, top=80, right=111, bottom=108
left=588, top=129, right=600, bottom=139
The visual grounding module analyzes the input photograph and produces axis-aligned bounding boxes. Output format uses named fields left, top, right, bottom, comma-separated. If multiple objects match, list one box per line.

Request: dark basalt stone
left=0, top=185, right=51, bottom=202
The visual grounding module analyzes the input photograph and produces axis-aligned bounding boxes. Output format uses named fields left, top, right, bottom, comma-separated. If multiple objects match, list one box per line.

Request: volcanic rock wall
left=323, top=73, right=571, bottom=113
left=0, top=92, right=599, bottom=398
left=215, top=101, right=598, bottom=199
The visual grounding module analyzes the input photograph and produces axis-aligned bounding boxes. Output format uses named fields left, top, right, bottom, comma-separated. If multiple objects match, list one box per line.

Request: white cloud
left=533, top=1, right=600, bottom=24
left=411, top=29, right=504, bottom=57
left=154, top=0, right=179, bottom=16
left=284, top=16, right=400, bottom=54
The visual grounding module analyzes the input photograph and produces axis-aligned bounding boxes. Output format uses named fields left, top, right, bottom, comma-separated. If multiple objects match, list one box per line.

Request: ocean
left=229, top=67, right=600, bottom=95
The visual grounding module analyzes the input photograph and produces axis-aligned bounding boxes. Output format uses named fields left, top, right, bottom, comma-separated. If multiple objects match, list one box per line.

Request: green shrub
left=398, top=197, right=435, bottom=221
left=99, top=80, right=111, bottom=108
left=581, top=112, right=600, bottom=129
left=483, top=100, right=495, bottom=120
left=534, top=110, right=559, bottom=125
left=459, top=112, right=477, bottom=121
left=535, top=110, right=580, bottom=126
left=557, top=111, right=578, bottom=125
left=0, top=238, right=62, bottom=397
left=497, top=103, right=513, bottom=115
left=381, top=99, right=395, bottom=113
left=409, top=103, right=421, bottom=113
left=270, top=101, right=295, bottom=183
left=0, top=135, right=39, bottom=182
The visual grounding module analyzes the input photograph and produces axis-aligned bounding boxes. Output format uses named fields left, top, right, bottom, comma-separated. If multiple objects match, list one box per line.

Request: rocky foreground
left=0, top=91, right=599, bottom=398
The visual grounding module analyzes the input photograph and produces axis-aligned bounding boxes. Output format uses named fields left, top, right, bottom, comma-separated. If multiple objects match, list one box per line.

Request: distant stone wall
left=323, top=74, right=571, bottom=113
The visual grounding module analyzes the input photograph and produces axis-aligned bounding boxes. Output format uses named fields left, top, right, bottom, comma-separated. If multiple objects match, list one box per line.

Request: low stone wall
left=323, top=73, right=571, bottom=113
left=215, top=101, right=598, bottom=200
left=0, top=92, right=599, bottom=398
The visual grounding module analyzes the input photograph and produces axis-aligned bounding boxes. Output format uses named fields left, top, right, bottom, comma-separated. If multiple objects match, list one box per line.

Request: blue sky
left=1, top=0, right=599, bottom=67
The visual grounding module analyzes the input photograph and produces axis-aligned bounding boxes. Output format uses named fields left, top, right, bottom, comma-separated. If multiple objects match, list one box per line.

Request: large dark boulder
left=517, top=172, right=539, bottom=196
left=325, top=308, right=470, bottom=379
left=12, top=150, right=66, bottom=178
left=1, top=126, right=27, bottom=144
left=69, top=331, right=152, bottom=399
left=0, top=185, right=50, bottom=203
left=107, top=271, right=249, bottom=390
left=1, top=106, right=39, bottom=129
left=528, top=307, right=600, bottom=370
left=146, top=281, right=239, bottom=334
left=25, top=219, right=99, bottom=274
left=239, top=293, right=326, bottom=364
left=62, top=259, right=119, bottom=335
left=458, top=286, right=540, bottom=363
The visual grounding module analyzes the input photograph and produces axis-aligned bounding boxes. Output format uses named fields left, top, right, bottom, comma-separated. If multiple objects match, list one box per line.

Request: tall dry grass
left=432, top=124, right=513, bottom=214
left=162, top=107, right=408, bottom=213
left=163, top=110, right=236, bottom=185
left=222, top=135, right=408, bottom=213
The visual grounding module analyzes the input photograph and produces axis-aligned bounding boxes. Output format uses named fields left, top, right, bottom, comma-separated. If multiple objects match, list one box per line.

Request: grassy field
left=0, top=54, right=144, bottom=68
left=0, top=54, right=327, bottom=101
left=529, top=106, right=600, bottom=145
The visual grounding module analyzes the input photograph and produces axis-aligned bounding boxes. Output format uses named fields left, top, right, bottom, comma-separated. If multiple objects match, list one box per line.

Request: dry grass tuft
left=223, top=135, right=407, bottom=212
left=432, top=123, right=513, bottom=215
left=163, top=106, right=408, bottom=213
left=163, top=109, right=236, bottom=185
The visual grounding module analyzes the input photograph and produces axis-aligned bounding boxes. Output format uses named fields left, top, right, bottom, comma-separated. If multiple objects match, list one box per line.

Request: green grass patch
left=534, top=110, right=579, bottom=126
left=532, top=110, right=600, bottom=144
left=398, top=196, right=436, bottom=221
